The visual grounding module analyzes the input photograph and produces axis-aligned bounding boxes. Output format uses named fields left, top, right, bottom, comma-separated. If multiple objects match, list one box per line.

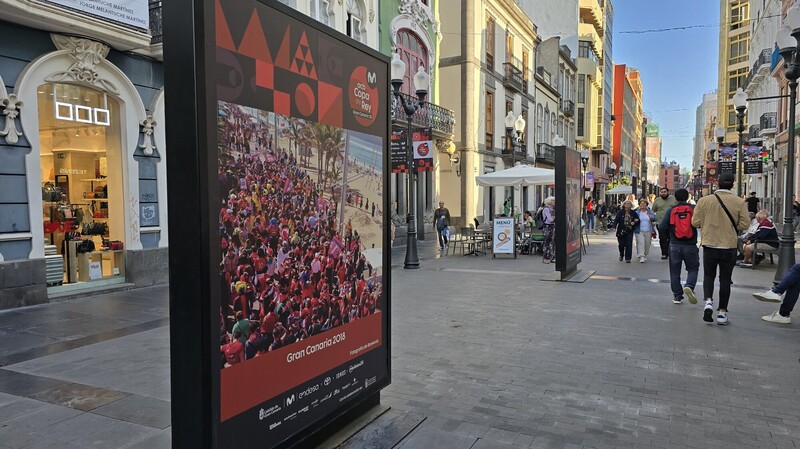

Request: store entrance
left=37, top=83, right=126, bottom=293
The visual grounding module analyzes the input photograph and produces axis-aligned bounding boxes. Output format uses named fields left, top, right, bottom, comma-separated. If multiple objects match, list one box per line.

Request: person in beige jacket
left=691, top=173, right=750, bottom=325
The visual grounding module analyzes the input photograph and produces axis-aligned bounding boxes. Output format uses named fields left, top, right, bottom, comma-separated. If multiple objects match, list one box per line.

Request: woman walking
left=541, top=197, right=556, bottom=264
left=634, top=198, right=657, bottom=263
left=613, top=200, right=639, bottom=263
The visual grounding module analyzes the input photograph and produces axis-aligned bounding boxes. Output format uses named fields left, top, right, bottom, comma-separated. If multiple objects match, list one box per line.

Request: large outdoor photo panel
left=555, top=148, right=582, bottom=275
left=165, top=0, right=391, bottom=447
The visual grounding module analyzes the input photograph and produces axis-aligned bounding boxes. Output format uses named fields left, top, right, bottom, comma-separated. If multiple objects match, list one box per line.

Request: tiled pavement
left=1, top=231, right=799, bottom=448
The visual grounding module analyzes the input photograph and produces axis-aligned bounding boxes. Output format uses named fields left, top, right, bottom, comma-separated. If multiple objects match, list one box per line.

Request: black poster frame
left=164, top=0, right=392, bottom=447
left=554, top=146, right=582, bottom=278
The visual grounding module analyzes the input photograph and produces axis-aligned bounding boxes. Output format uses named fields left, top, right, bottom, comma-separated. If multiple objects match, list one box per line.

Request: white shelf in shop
left=81, top=179, right=108, bottom=182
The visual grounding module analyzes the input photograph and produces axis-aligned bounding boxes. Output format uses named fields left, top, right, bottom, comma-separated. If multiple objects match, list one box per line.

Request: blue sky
left=612, top=0, right=720, bottom=170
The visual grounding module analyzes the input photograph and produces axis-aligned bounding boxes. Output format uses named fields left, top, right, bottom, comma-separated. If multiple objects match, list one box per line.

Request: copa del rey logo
left=349, top=66, right=379, bottom=127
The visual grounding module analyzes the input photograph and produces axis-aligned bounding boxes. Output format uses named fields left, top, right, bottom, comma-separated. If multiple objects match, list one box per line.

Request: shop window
left=37, top=82, right=125, bottom=286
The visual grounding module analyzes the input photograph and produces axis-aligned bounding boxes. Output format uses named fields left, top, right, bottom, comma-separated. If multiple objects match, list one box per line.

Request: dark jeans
left=617, top=231, right=634, bottom=261
left=437, top=228, right=448, bottom=248
left=702, top=247, right=737, bottom=310
left=669, top=244, right=699, bottom=299
left=659, top=232, right=670, bottom=257
left=774, top=263, right=800, bottom=317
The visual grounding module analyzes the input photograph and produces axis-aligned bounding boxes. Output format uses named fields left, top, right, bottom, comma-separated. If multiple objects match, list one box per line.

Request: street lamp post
left=391, top=52, right=429, bottom=270
left=580, top=148, right=589, bottom=192
left=504, top=111, right=526, bottom=223
left=773, top=18, right=800, bottom=283
left=733, top=87, right=748, bottom=197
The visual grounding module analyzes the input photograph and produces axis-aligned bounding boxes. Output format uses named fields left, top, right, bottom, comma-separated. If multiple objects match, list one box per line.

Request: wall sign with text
left=41, top=0, right=149, bottom=30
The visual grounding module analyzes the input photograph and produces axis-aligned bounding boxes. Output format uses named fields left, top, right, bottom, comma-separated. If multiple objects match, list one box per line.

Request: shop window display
left=37, top=83, right=126, bottom=287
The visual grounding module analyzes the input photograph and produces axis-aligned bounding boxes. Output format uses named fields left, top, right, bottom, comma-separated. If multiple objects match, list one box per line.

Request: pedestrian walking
left=634, top=198, right=656, bottom=263
left=657, top=189, right=699, bottom=304
left=541, top=197, right=556, bottom=264
left=613, top=200, right=638, bottom=263
left=691, top=173, right=750, bottom=325
left=753, top=263, right=800, bottom=324
left=433, top=201, right=451, bottom=251
left=652, top=187, right=678, bottom=260
left=745, top=192, right=760, bottom=215
left=595, top=199, right=608, bottom=233
left=585, top=198, right=595, bottom=232
left=793, top=197, right=800, bottom=232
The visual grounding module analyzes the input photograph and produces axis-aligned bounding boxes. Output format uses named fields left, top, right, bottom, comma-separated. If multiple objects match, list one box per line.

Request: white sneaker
left=639, top=256, right=645, bottom=263
left=753, top=290, right=782, bottom=303
left=703, top=301, right=714, bottom=323
left=716, top=313, right=730, bottom=325
left=762, top=311, right=791, bottom=324
left=683, top=287, right=698, bottom=304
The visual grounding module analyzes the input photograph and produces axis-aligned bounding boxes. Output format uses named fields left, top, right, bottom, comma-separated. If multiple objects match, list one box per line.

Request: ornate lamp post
left=773, top=18, right=800, bottom=283
left=733, top=87, right=748, bottom=197
left=580, top=148, right=590, bottom=192
left=503, top=110, right=525, bottom=219
left=609, top=161, right=617, bottom=183
left=391, top=52, right=429, bottom=269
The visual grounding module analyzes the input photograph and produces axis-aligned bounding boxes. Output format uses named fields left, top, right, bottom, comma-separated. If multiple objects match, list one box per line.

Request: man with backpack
left=658, top=189, right=699, bottom=305
left=652, top=187, right=678, bottom=260
left=691, top=173, right=750, bottom=325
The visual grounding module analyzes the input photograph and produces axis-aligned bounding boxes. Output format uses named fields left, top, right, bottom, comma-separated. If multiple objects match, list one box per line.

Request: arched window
left=346, top=0, right=365, bottom=43
left=309, top=0, right=331, bottom=26
left=395, top=29, right=429, bottom=96
left=536, top=104, right=544, bottom=145
left=543, top=106, right=550, bottom=141
left=551, top=112, right=556, bottom=143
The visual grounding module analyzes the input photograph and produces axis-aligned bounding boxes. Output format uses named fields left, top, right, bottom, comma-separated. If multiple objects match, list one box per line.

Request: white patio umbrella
left=475, top=164, right=555, bottom=187
left=606, top=185, right=632, bottom=195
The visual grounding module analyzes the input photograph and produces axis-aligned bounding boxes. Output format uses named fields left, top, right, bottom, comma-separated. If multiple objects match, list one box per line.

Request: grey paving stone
left=397, top=426, right=477, bottom=449
left=46, top=411, right=159, bottom=447
left=29, top=382, right=129, bottom=412
left=120, top=427, right=171, bottom=449
left=91, top=394, right=176, bottom=430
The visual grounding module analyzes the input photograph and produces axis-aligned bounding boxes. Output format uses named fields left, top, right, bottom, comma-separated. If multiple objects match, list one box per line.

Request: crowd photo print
left=212, top=0, right=390, bottom=446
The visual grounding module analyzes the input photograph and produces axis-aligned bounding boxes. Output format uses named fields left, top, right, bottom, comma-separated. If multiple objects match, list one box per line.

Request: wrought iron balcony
left=149, top=0, right=162, bottom=44
left=535, top=143, right=555, bottom=165
left=742, top=48, right=772, bottom=92
left=749, top=124, right=760, bottom=140
left=559, top=99, right=575, bottom=117
left=760, top=112, right=777, bottom=135
left=503, top=62, right=524, bottom=93
left=501, top=138, right=527, bottom=163
left=391, top=92, right=456, bottom=137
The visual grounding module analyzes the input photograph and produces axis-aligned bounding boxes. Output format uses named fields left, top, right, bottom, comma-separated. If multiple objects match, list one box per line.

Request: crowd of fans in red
left=217, top=103, right=382, bottom=368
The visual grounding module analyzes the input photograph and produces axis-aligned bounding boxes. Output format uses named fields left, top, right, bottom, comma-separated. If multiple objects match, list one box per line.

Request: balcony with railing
left=391, top=93, right=456, bottom=138
left=760, top=112, right=777, bottom=136
left=501, top=137, right=528, bottom=163
left=742, top=48, right=772, bottom=93
left=749, top=124, right=760, bottom=140
left=503, top=62, right=524, bottom=93
left=535, top=143, right=555, bottom=165
left=559, top=99, right=575, bottom=117
left=149, top=0, right=163, bottom=44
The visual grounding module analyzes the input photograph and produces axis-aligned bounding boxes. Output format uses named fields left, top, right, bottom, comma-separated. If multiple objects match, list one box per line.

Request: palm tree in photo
left=286, top=117, right=304, bottom=161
